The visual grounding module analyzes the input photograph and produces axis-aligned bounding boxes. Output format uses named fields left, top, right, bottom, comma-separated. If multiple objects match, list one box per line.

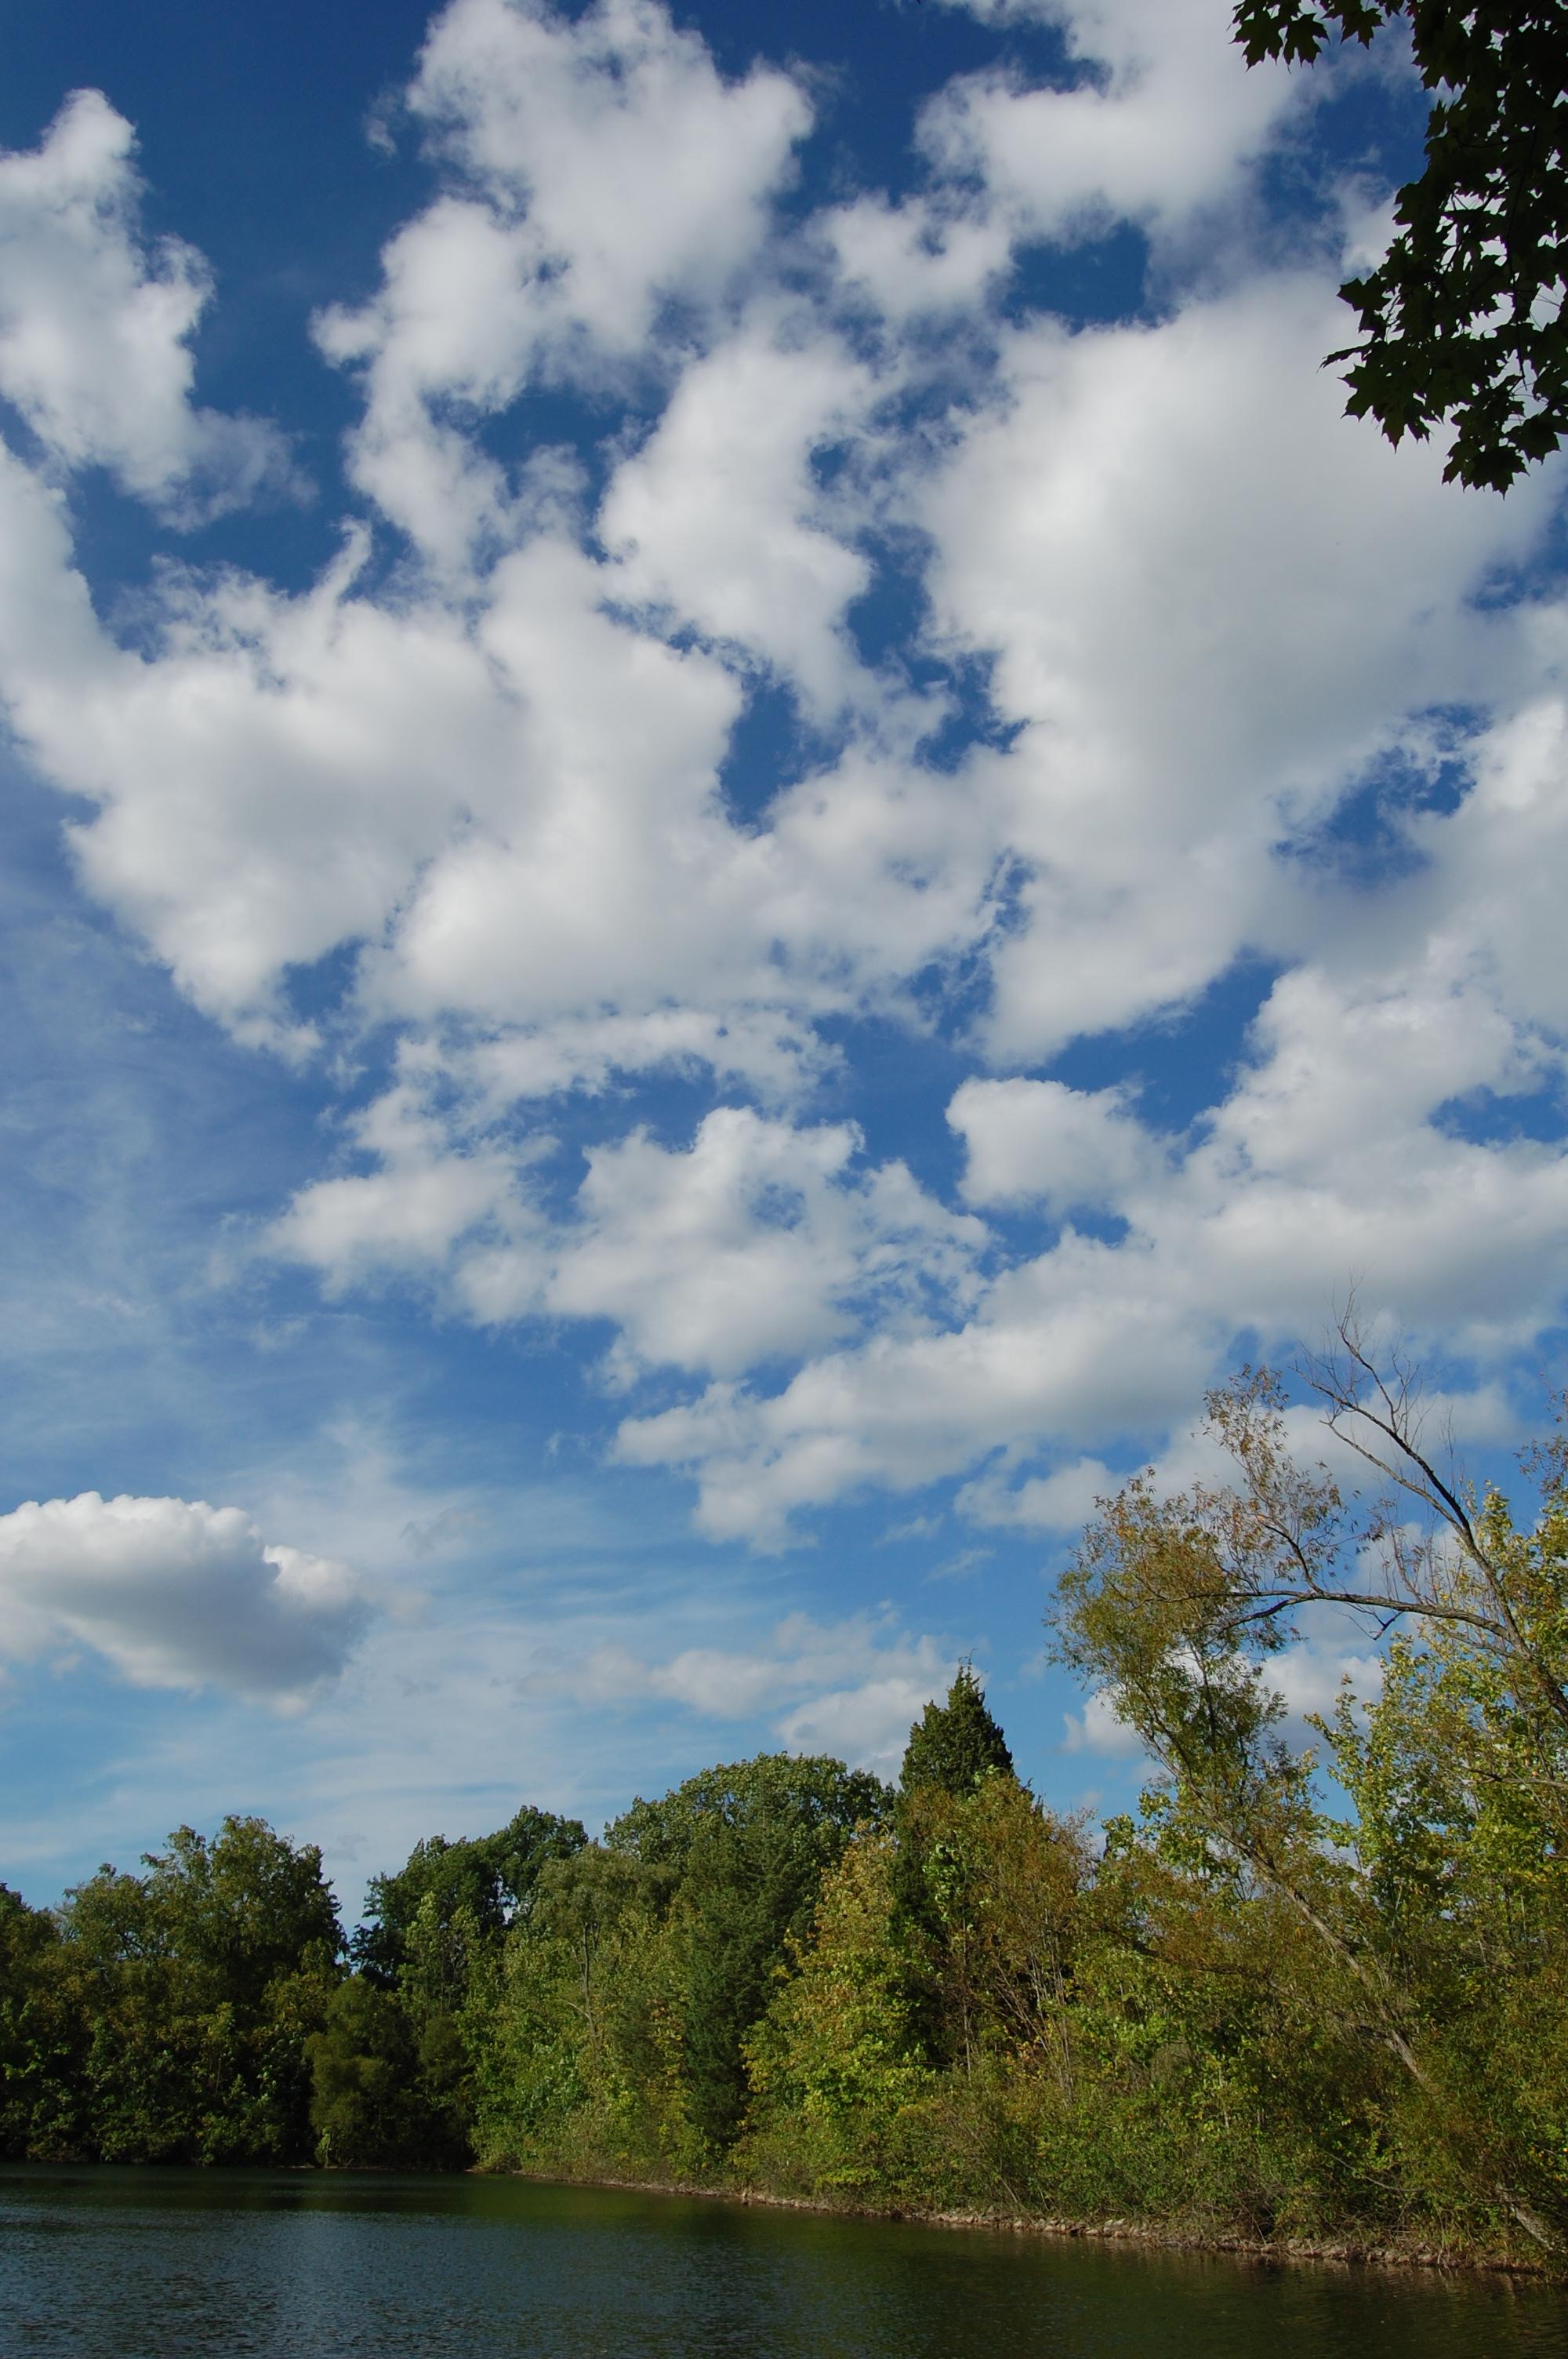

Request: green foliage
left=892, top=1667, right=1018, bottom=2057
left=607, top=1754, right=892, bottom=2161
left=5, top=1422, right=1567, bottom=2270
left=468, top=1758, right=893, bottom=2179
left=742, top=1830, right=935, bottom=2194
left=898, top=1665, right=1014, bottom=1801
left=0, top=1817, right=343, bottom=2165
left=607, top=1754, right=891, bottom=1869
left=354, top=1804, right=586, bottom=1984
left=1232, top=2, right=1568, bottom=489
left=1051, top=1362, right=1568, bottom=2257
left=0, top=1885, right=87, bottom=2158
left=470, top=1841, right=680, bottom=2177
left=344, top=1803, right=587, bottom=2168
left=306, top=1976, right=470, bottom=2168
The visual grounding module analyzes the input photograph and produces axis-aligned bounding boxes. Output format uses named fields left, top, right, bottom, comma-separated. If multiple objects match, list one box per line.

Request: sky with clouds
left=1, top=0, right=1564, bottom=1917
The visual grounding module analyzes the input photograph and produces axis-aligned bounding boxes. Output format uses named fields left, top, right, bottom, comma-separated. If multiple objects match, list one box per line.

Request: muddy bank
left=495, top=2166, right=1557, bottom=2280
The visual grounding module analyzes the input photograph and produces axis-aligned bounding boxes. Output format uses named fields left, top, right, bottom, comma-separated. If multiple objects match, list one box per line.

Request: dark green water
left=1, top=2167, right=1563, bottom=2359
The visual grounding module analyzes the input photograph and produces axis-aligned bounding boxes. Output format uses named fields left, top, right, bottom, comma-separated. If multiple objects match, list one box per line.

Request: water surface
left=1, top=2165, right=1562, bottom=2358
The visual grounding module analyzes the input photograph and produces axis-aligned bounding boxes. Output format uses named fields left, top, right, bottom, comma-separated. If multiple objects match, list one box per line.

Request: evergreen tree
left=898, top=1665, right=1014, bottom=1801
left=891, top=1668, right=1018, bottom=2067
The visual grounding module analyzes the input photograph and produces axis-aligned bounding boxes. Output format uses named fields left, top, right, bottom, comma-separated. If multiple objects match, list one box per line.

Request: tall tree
left=893, top=1667, right=1018, bottom=2065
left=354, top=1804, right=586, bottom=1984
left=608, top=1755, right=892, bottom=2160
left=1049, top=1342, right=1568, bottom=2252
left=47, top=1818, right=341, bottom=2165
left=898, top=1666, right=1015, bottom=1801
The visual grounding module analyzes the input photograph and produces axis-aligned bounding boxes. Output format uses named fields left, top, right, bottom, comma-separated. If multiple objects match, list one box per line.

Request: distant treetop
left=898, top=1665, right=1015, bottom=1801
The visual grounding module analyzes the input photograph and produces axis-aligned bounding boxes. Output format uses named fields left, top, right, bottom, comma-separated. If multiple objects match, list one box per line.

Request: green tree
left=607, top=1755, right=890, bottom=1872
left=1323, top=1625, right=1568, bottom=2237
left=1234, top=2, right=1568, bottom=489
left=893, top=1667, right=1016, bottom=2059
left=48, top=1817, right=341, bottom=2165
left=354, top=1804, right=586, bottom=1985
left=1051, top=1349, right=1568, bottom=2255
left=474, top=1843, right=678, bottom=2175
left=608, top=1755, right=892, bottom=2165
left=307, top=1979, right=440, bottom=2168
left=898, top=1666, right=1014, bottom=1802
left=352, top=1808, right=587, bottom=2165
left=140, top=1818, right=341, bottom=2009
left=742, top=1830, right=935, bottom=2195
left=0, top=1885, right=89, bottom=2159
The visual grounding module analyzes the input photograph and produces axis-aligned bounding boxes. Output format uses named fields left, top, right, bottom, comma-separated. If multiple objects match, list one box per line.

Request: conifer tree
left=898, top=1665, right=1014, bottom=1801
left=891, top=1667, right=1016, bottom=2066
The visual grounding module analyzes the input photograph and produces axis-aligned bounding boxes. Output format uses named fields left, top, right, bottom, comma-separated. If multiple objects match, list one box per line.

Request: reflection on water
left=0, top=2165, right=1562, bottom=2359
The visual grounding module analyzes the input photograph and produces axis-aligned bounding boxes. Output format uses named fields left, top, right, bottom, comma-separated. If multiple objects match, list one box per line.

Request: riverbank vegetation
left=3, top=1353, right=1566, bottom=2270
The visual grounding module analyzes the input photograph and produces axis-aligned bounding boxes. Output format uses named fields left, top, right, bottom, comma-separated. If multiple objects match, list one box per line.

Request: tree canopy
left=353, top=1803, right=586, bottom=1983
left=898, top=1665, right=1015, bottom=1801
left=5, top=1543, right=1568, bottom=2262
left=1051, top=1336, right=1568, bottom=2253
left=606, top=1754, right=891, bottom=1870
left=1234, top=2, right=1568, bottom=489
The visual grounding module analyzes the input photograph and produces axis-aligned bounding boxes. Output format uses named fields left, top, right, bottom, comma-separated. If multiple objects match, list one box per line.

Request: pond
left=1, top=2165, right=1562, bottom=2358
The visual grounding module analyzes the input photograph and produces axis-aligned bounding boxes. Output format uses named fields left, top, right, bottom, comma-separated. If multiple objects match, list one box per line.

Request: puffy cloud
left=949, top=1077, right=1156, bottom=1212
left=0, top=1492, right=372, bottom=1702
left=601, top=318, right=873, bottom=716
left=614, top=1238, right=1218, bottom=1546
left=357, top=535, right=746, bottom=1028
left=549, top=1107, right=984, bottom=1379
left=409, top=0, right=809, bottom=348
left=612, top=852, right=1568, bottom=1542
left=276, top=1099, right=984, bottom=1376
left=917, top=273, right=1555, bottom=1062
left=1411, top=687, right=1568, bottom=1045
left=617, top=955, right=1568, bottom=1544
left=268, top=1081, right=540, bottom=1302
left=316, top=0, right=811, bottom=569
left=822, top=194, right=1012, bottom=325
left=960, top=1455, right=1120, bottom=1534
left=0, top=492, right=510, bottom=1041
left=458, top=1008, right=837, bottom=1113
left=1158, top=956, right=1568, bottom=1350
left=777, top=1677, right=950, bottom=1777
left=922, top=0, right=1319, bottom=247
left=0, top=90, right=291, bottom=517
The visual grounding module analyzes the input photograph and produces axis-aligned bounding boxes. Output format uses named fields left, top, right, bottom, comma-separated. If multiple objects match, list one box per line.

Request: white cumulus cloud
left=0, top=0, right=1563, bottom=1578
left=0, top=1492, right=373, bottom=1703
left=0, top=89, right=292, bottom=518
left=315, top=0, right=811, bottom=570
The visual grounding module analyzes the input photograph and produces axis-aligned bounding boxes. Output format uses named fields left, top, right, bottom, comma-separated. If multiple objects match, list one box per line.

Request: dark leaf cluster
left=1233, top=2, right=1568, bottom=487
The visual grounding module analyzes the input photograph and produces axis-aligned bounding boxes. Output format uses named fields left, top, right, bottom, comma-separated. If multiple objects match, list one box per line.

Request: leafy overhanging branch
left=1234, top=2, right=1568, bottom=489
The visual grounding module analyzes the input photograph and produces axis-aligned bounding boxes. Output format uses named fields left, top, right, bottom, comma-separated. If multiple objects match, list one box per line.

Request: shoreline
left=495, top=2166, right=1556, bottom=2281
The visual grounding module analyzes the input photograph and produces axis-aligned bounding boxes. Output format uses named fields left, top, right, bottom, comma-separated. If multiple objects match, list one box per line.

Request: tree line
left=2, top=1353, right=1565, bottom=2266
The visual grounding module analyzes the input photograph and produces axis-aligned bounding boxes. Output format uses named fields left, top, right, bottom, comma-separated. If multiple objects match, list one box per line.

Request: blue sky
left=1, top=0, right=1565, bottom=1919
